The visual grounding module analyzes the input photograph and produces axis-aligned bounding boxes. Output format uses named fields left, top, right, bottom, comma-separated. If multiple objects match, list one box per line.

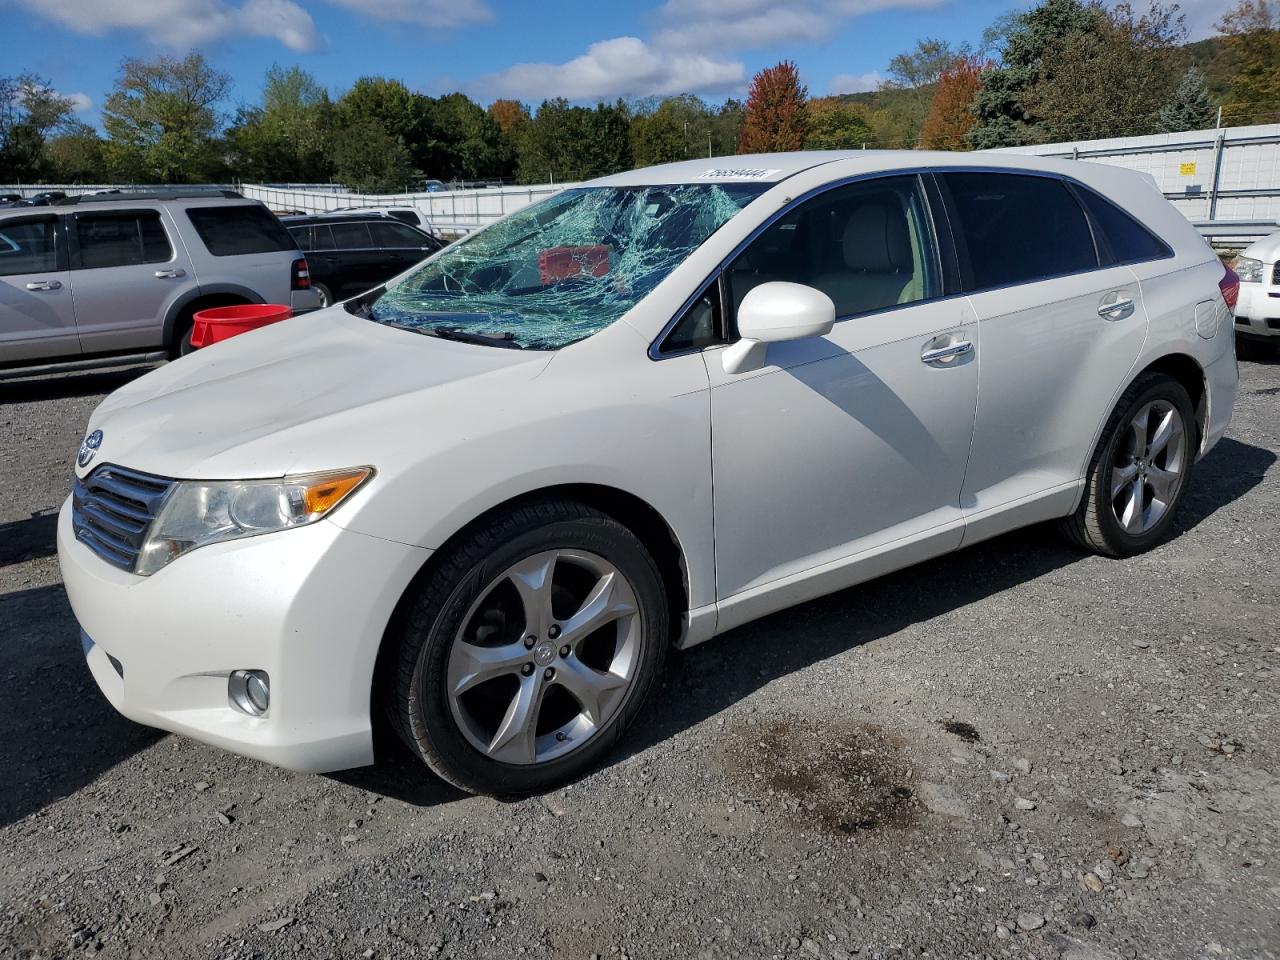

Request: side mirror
left=722, top=281, right=836, bottom=374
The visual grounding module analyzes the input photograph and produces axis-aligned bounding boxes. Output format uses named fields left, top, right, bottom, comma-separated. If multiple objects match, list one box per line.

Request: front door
left=703, top=175, right=978, bottom=626
left=0, top=213, right=78, bottom=364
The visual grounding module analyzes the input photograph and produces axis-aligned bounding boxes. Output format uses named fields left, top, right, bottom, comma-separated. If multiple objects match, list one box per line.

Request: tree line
left=0, top=0, right=1274, bottom=191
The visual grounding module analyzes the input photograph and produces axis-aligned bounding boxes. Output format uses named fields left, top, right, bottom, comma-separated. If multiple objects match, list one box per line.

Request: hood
left=1242, top=230, right=1280, bottom=264
left=81, top=306, right=553, bottom=480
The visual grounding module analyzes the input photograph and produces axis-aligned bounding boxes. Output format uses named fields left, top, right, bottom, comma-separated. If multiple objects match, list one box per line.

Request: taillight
left=292, top=257, right=310, bottom=290
left=1220, top=263, right=1240, bottom=309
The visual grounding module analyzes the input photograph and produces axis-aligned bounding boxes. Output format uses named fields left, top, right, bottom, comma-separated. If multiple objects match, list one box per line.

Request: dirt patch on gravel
left=720, top=716, right=918, bottom=835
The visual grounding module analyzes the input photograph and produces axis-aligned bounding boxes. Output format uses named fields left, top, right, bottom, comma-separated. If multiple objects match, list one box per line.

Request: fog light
left=229, top=669, right=270, bottom=717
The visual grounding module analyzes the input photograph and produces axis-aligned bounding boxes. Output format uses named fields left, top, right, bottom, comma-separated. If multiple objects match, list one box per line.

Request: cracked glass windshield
left=368, top=183, right=767, bottom=349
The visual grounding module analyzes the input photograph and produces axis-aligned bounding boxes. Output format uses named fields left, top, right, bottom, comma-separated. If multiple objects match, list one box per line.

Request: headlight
left=1235, top=257, right=1264, bottom=283
left=136, top=467, right=372, bottom=575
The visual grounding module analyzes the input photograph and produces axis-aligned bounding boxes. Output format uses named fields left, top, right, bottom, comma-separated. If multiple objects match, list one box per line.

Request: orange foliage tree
left=739, top=61, right=809, bottom=153
left=487, top=99, right=530, bottom=135
left=919, top=55, right=990, bottom=150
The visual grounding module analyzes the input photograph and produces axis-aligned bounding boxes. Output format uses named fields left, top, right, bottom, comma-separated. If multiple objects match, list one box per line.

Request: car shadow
left=0, top=511, right=60, bottom=567
left=0, top=365, right=156, bottom=404
left=3, top=438, right=1271, bottom=818
left=0, top=584, right=162, bottom=828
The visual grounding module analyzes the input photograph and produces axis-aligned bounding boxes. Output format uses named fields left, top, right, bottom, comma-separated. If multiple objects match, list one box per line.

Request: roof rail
left=54, top=189, right=244, bottom=206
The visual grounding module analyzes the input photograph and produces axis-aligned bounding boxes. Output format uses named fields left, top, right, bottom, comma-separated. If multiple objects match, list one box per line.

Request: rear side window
left=1074, top=187, right=1171, bottom=264
left=75, top=211, right=172, bottom=269
left=942, top=172, right=1097, bottom=290
left=369, top=221, right=428, bottom=248
left=287, top=225, right=313, bottom=250
left=0, top=217, right=58, bottom=275
left=186, top=204, right=296, bottom=256
left=330, top=221, right=373, bottom=249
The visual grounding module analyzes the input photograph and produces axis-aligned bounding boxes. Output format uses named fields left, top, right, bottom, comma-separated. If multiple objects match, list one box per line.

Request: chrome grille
left=72, top=465, right=175, bottom=571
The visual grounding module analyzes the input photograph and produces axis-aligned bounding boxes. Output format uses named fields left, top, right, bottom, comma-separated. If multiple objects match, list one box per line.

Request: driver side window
left=724, top=175, right=940, bottom=326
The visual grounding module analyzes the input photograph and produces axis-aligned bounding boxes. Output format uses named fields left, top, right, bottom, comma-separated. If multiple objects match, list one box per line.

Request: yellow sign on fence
left=1179, top=162, right=1197, bottom=176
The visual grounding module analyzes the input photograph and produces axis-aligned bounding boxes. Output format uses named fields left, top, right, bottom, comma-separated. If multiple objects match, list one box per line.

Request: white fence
left=240, top=182, right=576, bottom=236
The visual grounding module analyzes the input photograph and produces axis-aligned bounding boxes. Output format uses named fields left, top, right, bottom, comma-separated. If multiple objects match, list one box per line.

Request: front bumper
left=58, top=498, right=430, bottom=772
left=1234, top=282, right=1280, bottom=338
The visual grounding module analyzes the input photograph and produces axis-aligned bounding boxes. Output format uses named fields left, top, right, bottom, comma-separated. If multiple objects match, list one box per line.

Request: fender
left=161, top=283, right=264, bottom=346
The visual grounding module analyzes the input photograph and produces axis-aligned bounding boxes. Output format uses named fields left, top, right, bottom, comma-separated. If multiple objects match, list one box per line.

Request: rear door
left=323, top=221, right=385, bottom=299
left=68, top=206, right=193, bottom=353
left=0, top=213, right=79, bottom=363
left=937, top=171, right=1149, bottom=539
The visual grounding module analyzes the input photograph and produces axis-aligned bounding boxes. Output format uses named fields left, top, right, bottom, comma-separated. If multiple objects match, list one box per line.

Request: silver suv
left=0, top=190, right=321, bottom=378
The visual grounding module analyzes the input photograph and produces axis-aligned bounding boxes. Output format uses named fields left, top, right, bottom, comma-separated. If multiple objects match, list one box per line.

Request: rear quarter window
left=186, top=205, right=296, bottom=257
left=1074, top=187, right=1172, bottom=264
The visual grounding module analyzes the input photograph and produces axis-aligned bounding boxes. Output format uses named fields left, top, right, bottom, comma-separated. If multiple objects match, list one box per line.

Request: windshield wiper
left=380, top=320, right=523, bottom=349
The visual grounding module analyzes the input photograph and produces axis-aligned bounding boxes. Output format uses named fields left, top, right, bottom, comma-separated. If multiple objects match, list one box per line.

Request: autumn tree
left=488, top=99, right=529, bottom=136
left=739, top=61, right=809, bottom=153
left=1217, top=0, right=1280, bottom=124
left=919, top=55, right=989, bottom=149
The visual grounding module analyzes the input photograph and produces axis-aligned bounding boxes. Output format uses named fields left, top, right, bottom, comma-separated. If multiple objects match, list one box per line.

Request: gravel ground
left=1, top=356, right=1277, bottom=960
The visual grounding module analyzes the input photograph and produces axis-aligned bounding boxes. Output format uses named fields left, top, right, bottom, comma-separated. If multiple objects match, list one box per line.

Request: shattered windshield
left=368, top=183, right=766, bottom=349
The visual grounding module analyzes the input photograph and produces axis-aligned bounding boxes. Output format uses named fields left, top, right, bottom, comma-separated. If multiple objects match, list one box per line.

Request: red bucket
left=190, top=304, right=292, bottom=349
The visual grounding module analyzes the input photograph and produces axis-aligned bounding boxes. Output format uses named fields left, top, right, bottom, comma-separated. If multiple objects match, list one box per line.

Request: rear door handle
left=921, top=340, right=974, bottom=364
left=25, top=280, right=62, bottom=291
left=154, top=268, right=186, bottom=279
left=1098, top=295, right=1134, bottom=320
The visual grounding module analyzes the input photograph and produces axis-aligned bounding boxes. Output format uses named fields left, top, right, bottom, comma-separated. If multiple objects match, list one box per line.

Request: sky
left=0, top=0, right=1229, bottom=123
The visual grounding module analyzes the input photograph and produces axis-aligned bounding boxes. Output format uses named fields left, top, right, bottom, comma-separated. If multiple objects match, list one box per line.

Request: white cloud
left=64, top=92, right=93, bottom=112
left=323, top=0, right=492, bottom=28
left=14, top=0, right=323, bottom=52
left=828, top=70, right=882, bottom=94
left=478, top=36, right=746, bottom=102
left=656, top=0, right=949, bottom=51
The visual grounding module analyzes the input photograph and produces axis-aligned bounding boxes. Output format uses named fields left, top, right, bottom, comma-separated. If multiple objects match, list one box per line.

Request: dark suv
left=281, top=214, right=443, bottom=307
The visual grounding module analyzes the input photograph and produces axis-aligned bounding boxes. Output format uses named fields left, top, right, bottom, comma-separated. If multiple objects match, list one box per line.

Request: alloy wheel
left=445, top=549, right=643, bottom=765
left=1110, top=399, right=1187, bottom=535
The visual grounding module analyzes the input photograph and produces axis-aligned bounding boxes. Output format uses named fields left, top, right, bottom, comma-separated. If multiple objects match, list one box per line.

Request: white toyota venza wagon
left=59, top=152, right=1239, bottom=796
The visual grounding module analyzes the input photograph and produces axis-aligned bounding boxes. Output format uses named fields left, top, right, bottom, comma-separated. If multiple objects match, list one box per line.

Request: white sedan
left=59, top=151, right=1238, bottom=796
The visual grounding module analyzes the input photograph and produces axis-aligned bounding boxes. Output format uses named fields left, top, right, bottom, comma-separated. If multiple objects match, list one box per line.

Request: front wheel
left=1060, top=373, right=1197, bottom=557
left=385, top=500, right=669, bottom=796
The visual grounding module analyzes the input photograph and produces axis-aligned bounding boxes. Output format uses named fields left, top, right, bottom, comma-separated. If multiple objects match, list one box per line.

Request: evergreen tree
left=1157, top=68, right=1217, bottom=132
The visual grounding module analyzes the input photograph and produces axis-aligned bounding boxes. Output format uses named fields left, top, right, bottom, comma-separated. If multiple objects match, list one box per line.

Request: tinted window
left=369, top=221, right=428, bottom=248
left=1075, top=187, right=1170, bottom=264
left=76, top=211, right=172, bottom=268
left=330, top=221, right=373, bottom=249
left=943, top=172, right=1097, bottom=290
left=725, top=175, right=939, bottom=321
left=387, top=210, right=421, bottom=227
left=287, top=225, right=312, bottom=250
left=664, top=285, right=723, bottom=353
left=186, top=204, right=295, bottom=256
left=0, top=218, right=57, bottom=276
left=311, top=224, right=336, bottom=251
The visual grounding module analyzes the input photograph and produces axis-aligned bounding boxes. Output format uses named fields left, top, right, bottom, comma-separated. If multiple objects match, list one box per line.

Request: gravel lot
left=1, top=355, right=1277, bottom=960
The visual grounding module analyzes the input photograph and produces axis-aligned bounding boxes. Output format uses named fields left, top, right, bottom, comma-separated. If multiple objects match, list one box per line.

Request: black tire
left=384, top=499, right=668, bottom=797
left=1060, top=372, right=1198, bottom=557
left=314, top=283, right=333, bottom=309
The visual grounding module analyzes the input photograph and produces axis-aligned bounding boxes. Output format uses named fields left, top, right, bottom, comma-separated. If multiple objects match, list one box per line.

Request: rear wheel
left=1060, top=373, right=1197, bottom=557
left=385, top=500, right=668, bottom=796
left=314, top=283, right=333, bottom=309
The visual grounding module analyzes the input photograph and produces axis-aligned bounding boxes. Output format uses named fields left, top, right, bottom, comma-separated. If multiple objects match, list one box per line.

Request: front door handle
left=25, top=280, right=62, bottom=291
left=154, top=268, right=186, bottom=279
left=1098, top=295, right=1135, bottom=320
left=921, top=340, right=974, bottom=364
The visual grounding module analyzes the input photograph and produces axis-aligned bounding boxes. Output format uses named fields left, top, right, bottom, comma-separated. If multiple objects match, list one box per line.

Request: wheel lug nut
left=548, top=624, right=561, bottom=639
left=556, top=732, right=568, bottom=742
left=521, top=663, right=534, bottom=676
left=544, top=667, right=555, bottom=680
left=523, top=636, right=536, bottom=649
left=559, top=645, right=570, bottom=658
